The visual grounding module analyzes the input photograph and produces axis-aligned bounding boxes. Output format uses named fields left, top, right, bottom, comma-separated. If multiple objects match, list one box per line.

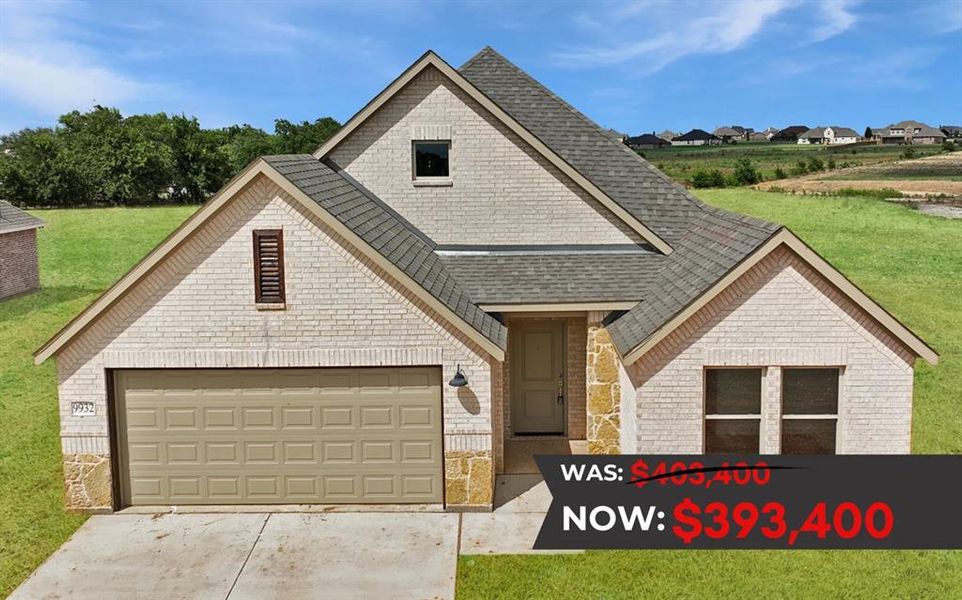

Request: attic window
left=253, top=229, right=285, bottom=306
left=413, top=141, right=449, bottom=178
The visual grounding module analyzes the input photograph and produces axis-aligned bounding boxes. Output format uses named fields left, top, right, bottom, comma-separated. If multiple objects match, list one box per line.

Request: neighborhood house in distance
left=624, top=120, right=954, bottom=148
left=35, top=48, right=938, bottom=513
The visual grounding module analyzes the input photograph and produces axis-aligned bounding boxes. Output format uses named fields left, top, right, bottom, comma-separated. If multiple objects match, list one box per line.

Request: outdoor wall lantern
left=448, top=364, right=468, bottom=387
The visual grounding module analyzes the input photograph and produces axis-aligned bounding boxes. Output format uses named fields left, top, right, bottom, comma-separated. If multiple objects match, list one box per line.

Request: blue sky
left=1, top=0, right=960, bottom=136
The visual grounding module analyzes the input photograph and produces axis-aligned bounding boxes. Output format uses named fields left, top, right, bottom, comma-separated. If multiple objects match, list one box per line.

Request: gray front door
left=510, top=320, right=565, bottom=434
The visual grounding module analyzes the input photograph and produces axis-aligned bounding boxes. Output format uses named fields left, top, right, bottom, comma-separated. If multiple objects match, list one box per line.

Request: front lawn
left=0, top=192, right=959, bottom=597
left=0, top=206, right=195, bottom=596
left=458, top=189, right=962, bottom=599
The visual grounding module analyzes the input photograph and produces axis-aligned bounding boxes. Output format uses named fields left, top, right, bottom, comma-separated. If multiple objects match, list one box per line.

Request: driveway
left=11, top=512, right=460, bottom=600
left=11, top=475, right=558, bottom=599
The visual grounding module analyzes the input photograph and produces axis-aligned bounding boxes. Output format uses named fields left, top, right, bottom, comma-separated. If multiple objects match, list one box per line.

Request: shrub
left=807, top=156, right=825, bottom=172
left=689, top=168, right=727, bottom=188
left=773, top=166, right=787, bottom=179
left=900, top=146, right=916, bottom=159
left=827, top=157, right=836, bottom=170
left=835, top=187, right=904, bottom=200
left=792, top=160, right=809, bottom=176
left=730, top=158, right=762, bottom=185
left=942, top=140, right=958, bottom=153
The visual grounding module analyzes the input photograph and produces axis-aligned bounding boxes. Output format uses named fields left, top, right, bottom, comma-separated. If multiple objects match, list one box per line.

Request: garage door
left=114, top=367, right=443, bottom=505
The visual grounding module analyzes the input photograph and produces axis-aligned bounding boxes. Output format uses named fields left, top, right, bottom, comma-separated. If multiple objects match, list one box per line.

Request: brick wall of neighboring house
left=623, top=246, right=916, bottom=454
left=0, top=228, right=40, bottom=299
left=330, top=66, right=643, bottom=246
left=56, top=174, right=496, bottom=510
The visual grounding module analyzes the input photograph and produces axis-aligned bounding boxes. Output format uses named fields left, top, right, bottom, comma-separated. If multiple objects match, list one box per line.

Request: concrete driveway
left=11, top=512, right=460, bottom=600
left=12, top=475, right=560, bottom=599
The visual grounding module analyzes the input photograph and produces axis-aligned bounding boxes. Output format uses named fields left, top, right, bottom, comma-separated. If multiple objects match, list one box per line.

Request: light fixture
left=448, top=364, right=468, bottom=387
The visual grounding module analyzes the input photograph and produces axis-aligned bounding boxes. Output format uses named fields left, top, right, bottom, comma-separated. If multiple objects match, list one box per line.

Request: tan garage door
left=114, top=367, right=443, bottom=505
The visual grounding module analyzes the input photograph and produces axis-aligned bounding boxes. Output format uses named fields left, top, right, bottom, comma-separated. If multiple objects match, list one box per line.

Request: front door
left=510, top=320, right=565, bottom=434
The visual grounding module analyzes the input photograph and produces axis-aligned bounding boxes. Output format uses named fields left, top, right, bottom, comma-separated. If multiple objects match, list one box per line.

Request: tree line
left=0, top=106, right=340, bottom=208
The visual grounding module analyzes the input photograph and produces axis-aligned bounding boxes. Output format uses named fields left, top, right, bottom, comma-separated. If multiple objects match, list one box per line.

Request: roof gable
left=36, top=156, right=507, bottom=364
left=610, top=228, right=938, bottom=366
left=313, top=50, right=673, bottom=255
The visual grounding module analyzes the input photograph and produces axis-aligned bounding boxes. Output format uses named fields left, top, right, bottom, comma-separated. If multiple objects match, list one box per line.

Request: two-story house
left=36, top=48, right=937, bottom=513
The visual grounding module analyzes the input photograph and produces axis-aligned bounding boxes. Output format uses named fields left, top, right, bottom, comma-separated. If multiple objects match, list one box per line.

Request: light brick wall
left=624, top=246, right=916, bottom=454
left=330, top=66, right=642, bottom=246
left=0, top=228, right=40, bottom=299
left=56, top=175, right=496, bottom=505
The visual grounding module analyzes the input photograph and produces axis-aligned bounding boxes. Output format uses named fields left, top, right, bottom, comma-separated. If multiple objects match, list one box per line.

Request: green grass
left=458, top=189, right=962, bottom=599
left=1, top=195, right=959, bottom=598
left=0, top=206, right=195, bottom=597
left=639, top=143, right=942, bottom=183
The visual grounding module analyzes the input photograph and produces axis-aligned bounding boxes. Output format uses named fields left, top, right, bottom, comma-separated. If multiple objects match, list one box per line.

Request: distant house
left=749, top=131, right=772, bottom=142
left=671, top=129, right=721, bottom=146
left=940, top=125, right=962, bottom=140
left=797, top=126, right=861, bottom=146
left=874, top=120, right=947, bottom=145
left=606, top=128, right=629, bottom=143
left=760, top=126, right=779, bottom=140
left=657, top=129, right=678, bottom=142
left=770, top=125, right=809, bottom=143
left=625, top=133, right=671, bottom=149
left=0, top=201, right=44, bottom=300
left=713, top=126, right=742, bottom=144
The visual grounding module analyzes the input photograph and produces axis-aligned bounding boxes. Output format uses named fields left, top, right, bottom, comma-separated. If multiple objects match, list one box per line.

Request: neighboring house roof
left=657, top=130, right=678, bottom=140
left=625, top=133, right=668, bottom=147
left=829, top=127, right=860, bottom=138
left=940, top=125, right=962, bottom=136
left=672, top=129, right=719, bottom=142
left=772, top=125, right=809, bottom=139
left=438, top=252, right=664, bottom=304
left=880, top=120, right=946, bottom=138
left=0, top=201, right=44, bottom=234
left=713, top=127, right=741, bottom=137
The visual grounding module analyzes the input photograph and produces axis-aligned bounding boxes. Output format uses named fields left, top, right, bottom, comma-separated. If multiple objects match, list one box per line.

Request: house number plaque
left=71, top=401, right=95, bottom=416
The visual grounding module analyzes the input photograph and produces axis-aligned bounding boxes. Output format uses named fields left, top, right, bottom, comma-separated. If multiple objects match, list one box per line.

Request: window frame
left=411, top=140, right=451, bottom=182
left=252, top=228, right=286, bottom=307
left=780, top=367, right=841, bottom=454
left=703, top=367, right=764, bottom=454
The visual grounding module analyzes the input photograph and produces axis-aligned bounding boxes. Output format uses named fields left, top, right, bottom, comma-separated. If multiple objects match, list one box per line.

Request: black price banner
left=534, top=455, right=962, bottom=549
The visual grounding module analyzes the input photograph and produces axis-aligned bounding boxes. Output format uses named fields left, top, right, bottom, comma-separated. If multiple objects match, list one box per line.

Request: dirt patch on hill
left=755, top=153, right=962, bottom=197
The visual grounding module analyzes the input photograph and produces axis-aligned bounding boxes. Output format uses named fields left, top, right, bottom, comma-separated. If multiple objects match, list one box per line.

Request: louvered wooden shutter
left=253, top=230, right=285, bottom=304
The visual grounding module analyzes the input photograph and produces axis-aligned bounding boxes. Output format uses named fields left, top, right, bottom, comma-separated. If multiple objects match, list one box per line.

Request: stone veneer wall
left=623, top=247, right=916, bottom=454
left=55, top=174, right=496, bottom=510
left=0, top=228, right=41, bottom=299
left=444, top=450, right=493, bottom=507
left=586, top=312, right=621, bottom=454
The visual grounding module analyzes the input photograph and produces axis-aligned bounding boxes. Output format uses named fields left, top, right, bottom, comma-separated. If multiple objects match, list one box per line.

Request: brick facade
left=622, top=246, right=916, bottom=454
left=56, top=175, right=495, bottom=510
left=0, top=228, right=40, bottom=299
left=330, top=66, right=642, bottom=246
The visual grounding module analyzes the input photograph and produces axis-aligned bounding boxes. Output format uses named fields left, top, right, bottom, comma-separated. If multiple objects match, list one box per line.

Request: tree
left=864, top=126, right=873, bottom=139
left=273, top=117, right=340, bottom=155
left=731, top=158, right=761, bottom=185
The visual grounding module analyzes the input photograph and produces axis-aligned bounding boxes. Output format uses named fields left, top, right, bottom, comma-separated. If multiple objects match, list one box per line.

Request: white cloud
left=0, top=1, right=158, bottom=117
left=808, top=0, right=859, bottom=43
left=554, top=0, right=792, bottom=72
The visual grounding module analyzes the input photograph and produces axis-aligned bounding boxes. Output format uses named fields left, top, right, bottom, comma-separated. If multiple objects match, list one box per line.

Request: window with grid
left=704, top=368, right=762, bottom=453
left=781, top=368, right=839, bottom=454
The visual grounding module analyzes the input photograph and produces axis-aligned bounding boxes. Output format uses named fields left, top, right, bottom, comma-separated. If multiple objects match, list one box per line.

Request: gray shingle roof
left=460, top=48, right=704, bottom=244
left=458, top=48, right=781, bottom=356
left=262, top=155, right=508, bottom=351
left=439, top=253, right=664, bottom=304
left=0, top=201, right=44, bottom=234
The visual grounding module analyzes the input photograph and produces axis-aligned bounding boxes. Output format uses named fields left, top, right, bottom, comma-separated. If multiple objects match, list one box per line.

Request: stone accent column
left=444, top=450, right=492, bottom=508
left=63, top=453, right=112, bottom=511
left=586, top=318, right=621, bottom=455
